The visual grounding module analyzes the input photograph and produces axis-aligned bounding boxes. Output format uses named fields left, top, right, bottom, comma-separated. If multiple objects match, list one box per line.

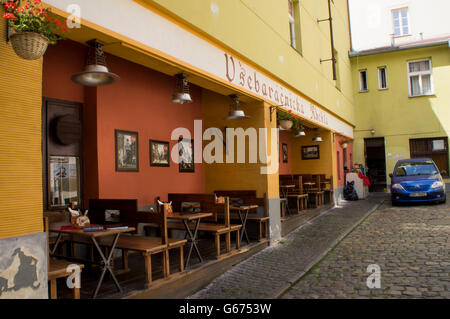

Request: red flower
left=3, top=12, right=17, bottom=20
left=4, top=2, right=17, bottom=10
left=33, top=0, right=42, bottom=4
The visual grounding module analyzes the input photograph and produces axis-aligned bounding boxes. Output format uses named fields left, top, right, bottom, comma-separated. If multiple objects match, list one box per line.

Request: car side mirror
left=440, top=170, right=447, bottom=176
left=389, top=173, right=393, bottom=178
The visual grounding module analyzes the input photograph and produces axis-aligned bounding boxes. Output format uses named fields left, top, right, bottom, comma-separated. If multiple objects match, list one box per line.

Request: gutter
left=349, top=39, right=449, bottom=58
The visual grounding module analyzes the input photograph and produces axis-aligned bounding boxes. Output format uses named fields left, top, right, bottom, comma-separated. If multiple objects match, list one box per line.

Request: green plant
left=2, top=0, right=68, bottom=43
left=339, top=138, right=352, bottom=146
left=277, top=110, right=299, bottom=131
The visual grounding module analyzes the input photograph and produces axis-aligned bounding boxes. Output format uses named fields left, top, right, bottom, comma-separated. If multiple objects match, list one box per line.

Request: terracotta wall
left=43, top=40, right=205, bottom=207
left=335, top=135, right=353, bottom=187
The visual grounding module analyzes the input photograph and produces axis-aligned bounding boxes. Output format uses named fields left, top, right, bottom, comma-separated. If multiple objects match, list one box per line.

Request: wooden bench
left=297, top=174, right=325, bottom=208
left=280, top=175, right=308, bottom=214
left=161, top=194, right=242, bottom=259
left=87, top=199, right=187, bottom=287
left=44, top=216, right=84, bottom=299
left=214, top=190, right=269, bottom=241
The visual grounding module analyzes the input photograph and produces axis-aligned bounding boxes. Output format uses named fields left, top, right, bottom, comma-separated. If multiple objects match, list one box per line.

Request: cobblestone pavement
left=282, top=198, right=450, bottom=299
left=189, top=194, right=386, bottom=299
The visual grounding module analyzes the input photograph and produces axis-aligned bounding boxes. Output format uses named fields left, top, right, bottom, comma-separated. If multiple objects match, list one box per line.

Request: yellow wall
left=351, top=44, right=450, bottom=184
left=0, top=22, right=44, bottom=239
left=202, top=90, right=279, bottom=199
left=143, top=0, right=355, bottom=126
left=290, top=129, right=334, bottom=178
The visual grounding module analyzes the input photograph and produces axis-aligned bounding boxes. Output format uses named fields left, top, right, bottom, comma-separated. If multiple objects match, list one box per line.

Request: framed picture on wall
left=150, top=140, right=170, bottom=167
left=178, top=138, right=194, bottom=172
left=282, top=143, right=288, bottom=163
left=115, top=129, right=139, bottom=171
left=302, top=145, right=320, bottom=160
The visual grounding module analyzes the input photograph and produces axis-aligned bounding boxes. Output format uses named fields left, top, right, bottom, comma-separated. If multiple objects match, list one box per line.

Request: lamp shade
left=224, top=94, right=250, bottom=120
left=172, top=73, right=192, bottom=104
left=312, top=128, right=322, bottom=142
left=295, top=130, right=306, bottom=137
left=71, top=39, right=120, bottom=87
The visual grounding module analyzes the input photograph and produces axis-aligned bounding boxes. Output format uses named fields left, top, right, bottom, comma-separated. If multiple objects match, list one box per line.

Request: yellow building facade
left=351, top=40, right=450, bottom=189
left=0, top=0, right=356, bottom=298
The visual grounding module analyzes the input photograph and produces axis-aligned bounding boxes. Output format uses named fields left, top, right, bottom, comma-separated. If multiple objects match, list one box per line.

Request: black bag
left=344, top=181, right=359, bottom=201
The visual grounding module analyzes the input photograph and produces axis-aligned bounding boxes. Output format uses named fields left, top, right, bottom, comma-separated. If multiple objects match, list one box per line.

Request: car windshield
left=395, top=161, right=438, bottom=177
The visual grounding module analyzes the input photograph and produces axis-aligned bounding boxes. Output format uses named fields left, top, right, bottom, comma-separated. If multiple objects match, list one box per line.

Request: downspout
left=328, top=0, right=337, bottom=81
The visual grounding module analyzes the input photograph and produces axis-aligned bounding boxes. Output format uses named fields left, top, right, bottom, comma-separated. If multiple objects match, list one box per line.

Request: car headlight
left=391, top=183, right=405, bottom=191
left=431, top=181, right=444, bottom=189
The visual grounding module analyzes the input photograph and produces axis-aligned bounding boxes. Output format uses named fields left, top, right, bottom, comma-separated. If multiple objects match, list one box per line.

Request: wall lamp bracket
left=269, top=105, right=287, bottom=122
left=320, top=57, right=336, bottom=64
left=317, top=17, right=331, bottom=23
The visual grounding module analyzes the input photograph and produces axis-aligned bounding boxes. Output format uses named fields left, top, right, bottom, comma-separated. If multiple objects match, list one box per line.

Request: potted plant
left=2, top=0, right=68, bottom=60
left=277, top=110, right=298, bottom=130
left=339, top=138, right=352, bottom=149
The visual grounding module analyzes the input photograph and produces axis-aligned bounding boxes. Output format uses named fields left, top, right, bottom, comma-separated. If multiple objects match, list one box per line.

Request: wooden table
left=303, top=182, right=316, bottom=192
left=230, top=205, right=258, bottom=245
left=49, top=224, right=135, bottom=299
left=280, top=185, right=295, bottom=214
left=168, top=212, right=213, bottom=268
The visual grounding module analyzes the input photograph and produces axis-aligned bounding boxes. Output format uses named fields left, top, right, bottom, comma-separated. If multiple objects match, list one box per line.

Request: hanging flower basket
left=279, top=119, right=294, bottom=130
left=9, top=32, right=49, bottom=60
left=2, top=0, right=68, bottom=60
left=339, top=138, right=352, bottom=149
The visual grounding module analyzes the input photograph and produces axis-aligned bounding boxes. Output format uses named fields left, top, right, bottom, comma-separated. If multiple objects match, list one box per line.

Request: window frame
left=359, top=69, right=368, bottom=92
left=407, top=59, right=434, bottom=97
left=392, top=7, right=410, bottom=38
left=377, top=66, right=388, bottom=90
left=288, top=0, right=302, bottom=53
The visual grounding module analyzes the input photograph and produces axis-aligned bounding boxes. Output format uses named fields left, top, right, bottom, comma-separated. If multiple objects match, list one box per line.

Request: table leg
left=183, top=219, right=203, bottom=269
left=50, top=233, right=63, bottom=256
left=238, top=210, right=250, bottom=245
left=91, top=234, right=122, bottom=299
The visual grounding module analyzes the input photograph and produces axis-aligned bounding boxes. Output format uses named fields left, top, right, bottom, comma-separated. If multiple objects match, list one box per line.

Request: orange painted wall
left=43, top=40, right=205, bottom=207
left=279, top=130, right=292, bottom=175
left=42, top=40, right=85, bottom=103
left=96, top=54, right=205, bottom=206
left=335, top=136, right=353, bottom=187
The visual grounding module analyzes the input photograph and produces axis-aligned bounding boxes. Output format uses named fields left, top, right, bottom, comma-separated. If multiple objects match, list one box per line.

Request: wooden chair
left=319, top=174, right=334, bottom=204
left=165, top=194, right=242, bottom=259
left=44, top=217, right=84, bottom=299
left=89, top=199, right=187, bottom=288
left=285, top=176, right=308, bottom=214
left=301, top=174, right=324, bottom=208
left=214, top=190, right=270, bottom=242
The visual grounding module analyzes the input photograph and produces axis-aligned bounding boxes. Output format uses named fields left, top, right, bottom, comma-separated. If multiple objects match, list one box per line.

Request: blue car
left=390, top=158, right=446, bottom=205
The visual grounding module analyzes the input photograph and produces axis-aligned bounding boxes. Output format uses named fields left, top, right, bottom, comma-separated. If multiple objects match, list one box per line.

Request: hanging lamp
left=71, top=39, right=120, bottom=87
left=312, top=128, right=323, bottom=142
left=224, top=94, right=250, bottom=120
left=172, top=73, right=193, bottom=104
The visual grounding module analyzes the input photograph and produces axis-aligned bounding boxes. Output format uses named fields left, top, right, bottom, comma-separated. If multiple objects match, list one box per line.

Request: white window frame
left=288, top=0, right=296, bottom=49
left=407, top=59, right=434, bottom=97
left=378, top=66, right=388, bottom=90
left=359, top=69, right=368, bottom=92
left=392, top=7, right=410, bottom=37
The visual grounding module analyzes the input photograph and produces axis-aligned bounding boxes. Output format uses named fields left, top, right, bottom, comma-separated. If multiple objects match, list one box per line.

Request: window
left=378, top=67, right=388, bottom=90
left=334, top=49, right=340, bottom=90
left=288, top=0, right=302, bottom=52
left=392, top=8, right=409, bottom=37
left=407, top=59, right=433, bottom=97
left=359, top=70, right=368, bottom=92
left=48, top=156, right=81, bottom=208
left=410, top=138, right=449, bottom=177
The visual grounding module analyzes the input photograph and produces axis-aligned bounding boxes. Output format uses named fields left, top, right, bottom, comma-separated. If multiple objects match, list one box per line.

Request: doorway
left=42, top=98, right=83, bottom=210
left=364, top=137, right=386, bottom=192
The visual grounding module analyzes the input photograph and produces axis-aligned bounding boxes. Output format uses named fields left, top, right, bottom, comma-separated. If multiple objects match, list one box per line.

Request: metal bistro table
left=280, top=184, right=295, bottom=215
left=230, top=205, right=258, bottom=245
left=167, top=212, right=213, bottom=268
left=49, top=224, right=135, bottom=299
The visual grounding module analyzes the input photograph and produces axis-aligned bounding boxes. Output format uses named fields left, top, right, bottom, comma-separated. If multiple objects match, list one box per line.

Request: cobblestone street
left=282, top=199, right=450, bottom=299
